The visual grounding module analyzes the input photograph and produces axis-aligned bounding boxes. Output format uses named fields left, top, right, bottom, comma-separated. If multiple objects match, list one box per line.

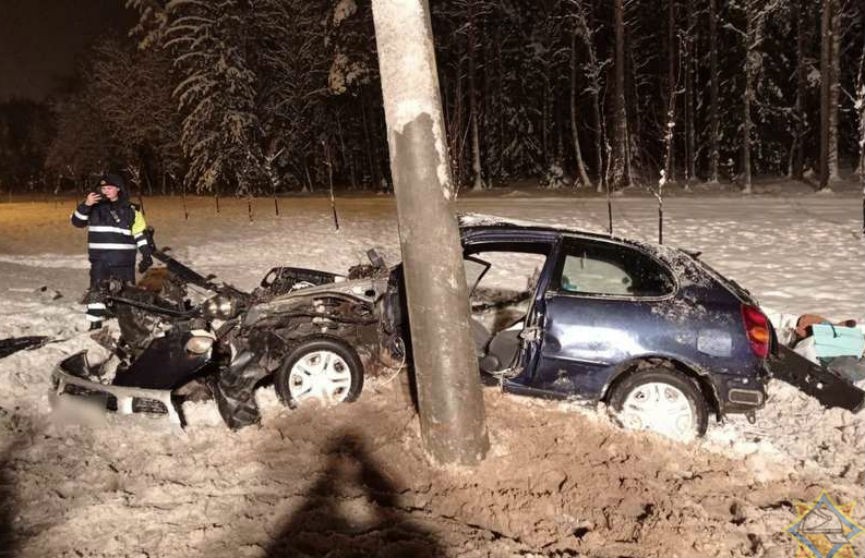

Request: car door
left=525, top=236, right=677, bottom=400
left=457, top=232, right=560, bottom=379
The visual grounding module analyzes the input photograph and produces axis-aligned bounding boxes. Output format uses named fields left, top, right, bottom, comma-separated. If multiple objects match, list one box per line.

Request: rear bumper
left=52, top=352, right=181, bottom=424
left=715, top=372, right=767, bottom=414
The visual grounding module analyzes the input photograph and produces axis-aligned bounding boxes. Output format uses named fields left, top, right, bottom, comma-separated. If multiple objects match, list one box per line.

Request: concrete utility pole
left=371, top=0, right=489, bottom=465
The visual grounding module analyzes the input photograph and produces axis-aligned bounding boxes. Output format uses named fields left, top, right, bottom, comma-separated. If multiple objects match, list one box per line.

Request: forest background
left=1, top=0, right=864, bottom=199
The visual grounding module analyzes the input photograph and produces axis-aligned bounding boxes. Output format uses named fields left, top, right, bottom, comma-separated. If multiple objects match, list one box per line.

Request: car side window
left=557, top=240, right=674, bottom=297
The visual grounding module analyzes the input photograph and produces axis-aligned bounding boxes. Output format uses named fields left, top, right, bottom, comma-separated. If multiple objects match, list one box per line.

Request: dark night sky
left=0, top=0, right=135, bottom=101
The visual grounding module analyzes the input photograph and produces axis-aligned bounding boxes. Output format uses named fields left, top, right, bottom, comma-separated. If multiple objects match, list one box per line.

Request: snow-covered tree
left=45, top=90, right=116, bottom=188
left=737, top=0, right=783, bottom=194
left=855, top=14, right=865, bottom=197
left=24, top=0, right=865, bottom=196
left=250, top=0, right=327, bottom=191
left=87, top=38, right=183, bottom=193
left=610, top=0, right=629, bottom=188
left=161, top=0, right=264, bottom=194
left=819, top=0, right=835, bottom=189
left=568, top=0, right=607, bottom=191
left=707, top=0, right=721, bottom=183
left=683, top=0, right=697, bottom=183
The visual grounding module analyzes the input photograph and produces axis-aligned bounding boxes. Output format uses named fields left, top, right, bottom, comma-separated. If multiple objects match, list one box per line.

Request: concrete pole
left=371, top=0, right=489, bottom=465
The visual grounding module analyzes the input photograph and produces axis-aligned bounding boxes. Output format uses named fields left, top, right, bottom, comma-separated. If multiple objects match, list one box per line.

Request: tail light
left=741, top=304, right=770, bottom=358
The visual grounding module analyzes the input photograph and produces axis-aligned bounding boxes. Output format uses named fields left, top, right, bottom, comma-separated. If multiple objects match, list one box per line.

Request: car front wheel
left=275, top=337, right=364, bottom=408
left=608, top=367, right=708, bottom=441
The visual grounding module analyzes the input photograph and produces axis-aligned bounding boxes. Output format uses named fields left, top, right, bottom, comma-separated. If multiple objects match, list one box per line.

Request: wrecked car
left=452, top=216, right=863, bottom=440
left=52, top=215, right=864, bottom=439
left=52, top=240, right=393, bottom=428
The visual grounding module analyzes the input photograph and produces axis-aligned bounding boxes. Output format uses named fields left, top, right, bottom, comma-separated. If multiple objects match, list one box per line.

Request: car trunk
left=679, top=249, right=864, bottom=413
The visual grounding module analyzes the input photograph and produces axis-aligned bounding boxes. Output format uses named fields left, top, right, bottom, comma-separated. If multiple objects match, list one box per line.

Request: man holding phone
left=70, top=173, right=153, bottom=330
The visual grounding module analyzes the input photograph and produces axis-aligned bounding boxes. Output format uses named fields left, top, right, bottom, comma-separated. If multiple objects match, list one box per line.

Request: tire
left=275, top=336, right=364, bottom=409
left=608, top=367, right=708, bottom=441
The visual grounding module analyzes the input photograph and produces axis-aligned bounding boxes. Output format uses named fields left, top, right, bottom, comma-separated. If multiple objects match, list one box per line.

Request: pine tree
left=162, top=0, right=264, bottom=194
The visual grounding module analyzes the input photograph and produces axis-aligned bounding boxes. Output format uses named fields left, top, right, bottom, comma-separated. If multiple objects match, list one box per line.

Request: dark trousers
left=86, top=260, right=135, bottom=324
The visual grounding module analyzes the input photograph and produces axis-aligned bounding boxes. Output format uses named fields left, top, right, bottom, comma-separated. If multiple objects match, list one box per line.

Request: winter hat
left=99, top=172, right=126, bottom=190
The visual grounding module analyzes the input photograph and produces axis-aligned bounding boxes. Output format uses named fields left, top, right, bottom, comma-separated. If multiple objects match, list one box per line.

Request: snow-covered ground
left=0, top=189, right=863, bottom=557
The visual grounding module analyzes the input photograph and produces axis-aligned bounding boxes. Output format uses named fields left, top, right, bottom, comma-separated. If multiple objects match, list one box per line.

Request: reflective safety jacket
left=70, top=199, right=148, bottom=266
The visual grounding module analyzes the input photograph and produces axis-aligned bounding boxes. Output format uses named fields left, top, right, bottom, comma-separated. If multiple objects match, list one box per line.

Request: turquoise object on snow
left=811, top=324, right=865, bottom=359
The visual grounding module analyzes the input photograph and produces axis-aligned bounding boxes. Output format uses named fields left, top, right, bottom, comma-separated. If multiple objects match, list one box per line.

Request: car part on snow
left=768, top=312, right=865, bottom=412
left=150, top=242, right=220, bottom=292
left=0, top=336, right=50, bottom=359
left=769, top=345, right=865, bottom=413
left=111, top=329, right=215, bottom=390
left=275, top=336, right=364, bottom=408
left=53, top=352, right=182, bottom=425
left=52, top=230, right=390, bottom=429
left=608, top=367, right=709, bottom=441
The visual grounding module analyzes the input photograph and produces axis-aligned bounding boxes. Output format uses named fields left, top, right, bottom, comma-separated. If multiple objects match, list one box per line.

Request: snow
left=1, top=189, right=864, bottom=556
left=332, top=0, right=357, bottom=27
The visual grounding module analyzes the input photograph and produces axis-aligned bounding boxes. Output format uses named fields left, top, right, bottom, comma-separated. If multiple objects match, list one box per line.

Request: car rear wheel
left=275, top=337, right=363, bottom=408
left=608, top=367, right=708, bottom=441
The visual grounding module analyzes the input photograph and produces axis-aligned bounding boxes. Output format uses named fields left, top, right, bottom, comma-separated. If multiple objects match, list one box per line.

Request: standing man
left=70, top=173, right=153, bottom=330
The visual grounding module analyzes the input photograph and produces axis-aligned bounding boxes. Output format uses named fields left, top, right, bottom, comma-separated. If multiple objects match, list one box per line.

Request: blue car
left=53, top=216, right=858, bottom=435
left=407, top=215, right=769, bottom=440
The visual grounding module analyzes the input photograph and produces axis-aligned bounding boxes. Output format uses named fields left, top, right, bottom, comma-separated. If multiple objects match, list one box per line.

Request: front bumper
left=52, top=352, right=181, bottom=424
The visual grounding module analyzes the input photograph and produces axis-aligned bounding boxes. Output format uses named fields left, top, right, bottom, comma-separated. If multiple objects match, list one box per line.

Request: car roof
left=458, top=212, right=605, bottom=237
left=458, top=212, right=647, bottom=247
left=457, top=212, right=693, bottom=267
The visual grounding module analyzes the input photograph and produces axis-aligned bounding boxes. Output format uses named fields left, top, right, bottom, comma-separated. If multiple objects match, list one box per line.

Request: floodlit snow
left=1, top=189, right=863, bottom=557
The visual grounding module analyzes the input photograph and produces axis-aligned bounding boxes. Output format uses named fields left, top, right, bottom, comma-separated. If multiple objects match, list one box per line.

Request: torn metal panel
left=769, top=345, right=865, bottom=413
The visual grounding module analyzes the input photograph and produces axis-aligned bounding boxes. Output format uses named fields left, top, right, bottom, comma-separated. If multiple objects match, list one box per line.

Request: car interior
left=463, top=247, right=549, bottom=375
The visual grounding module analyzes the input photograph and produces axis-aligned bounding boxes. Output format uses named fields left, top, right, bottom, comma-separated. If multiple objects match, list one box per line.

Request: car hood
left=243, top=274, right=389, bottom=327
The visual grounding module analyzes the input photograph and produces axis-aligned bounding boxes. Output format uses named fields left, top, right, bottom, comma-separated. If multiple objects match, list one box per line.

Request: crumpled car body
left=52, top=244, right=392, bottom=429
left=52, top=215, right=863, bottom=434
